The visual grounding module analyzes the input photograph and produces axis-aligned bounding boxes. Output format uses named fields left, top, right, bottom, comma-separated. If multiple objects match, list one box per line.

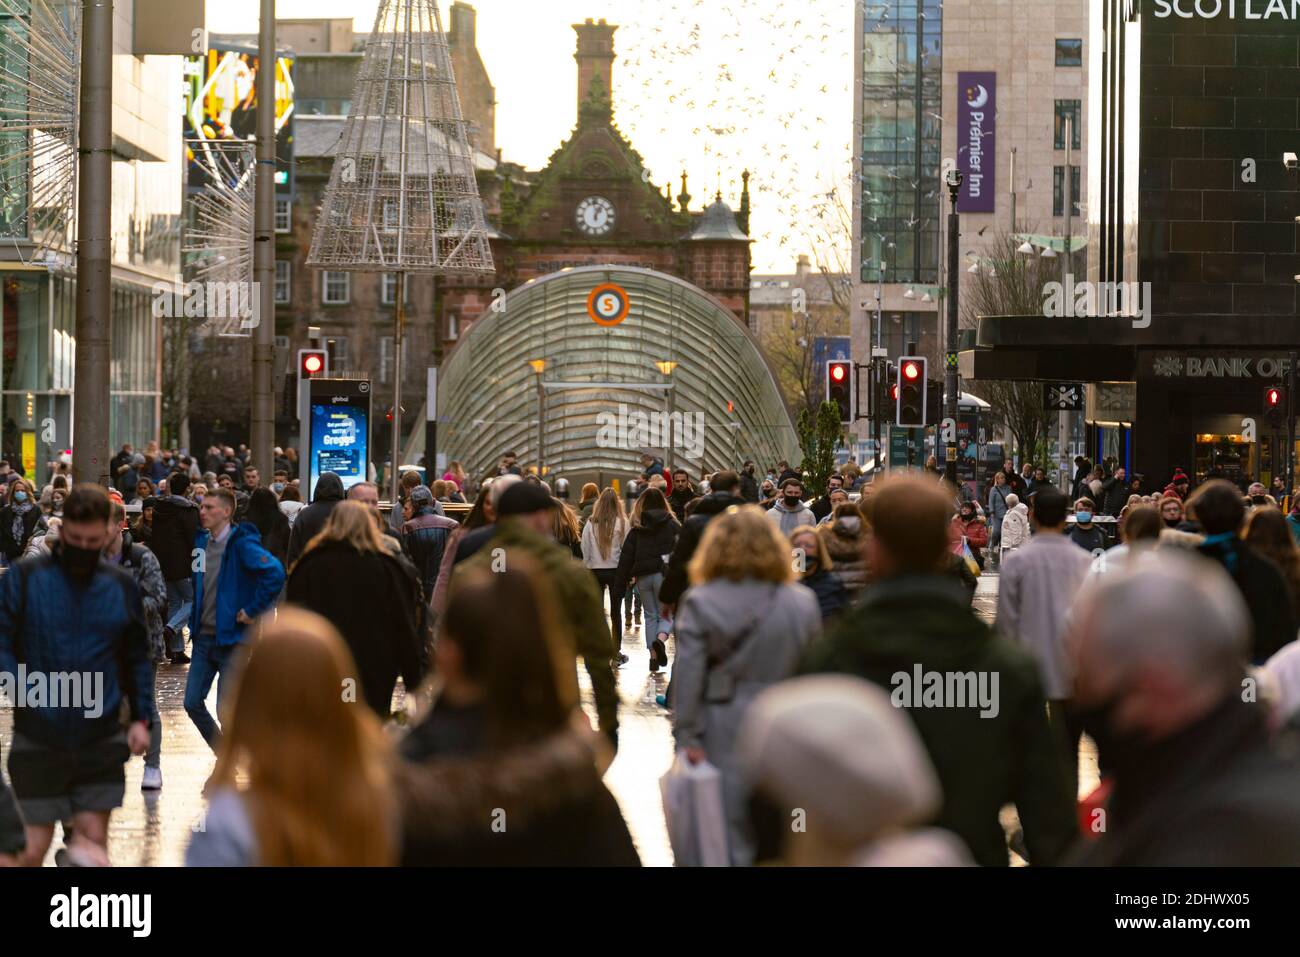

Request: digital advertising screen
left=307, top=381, right=370, bottom=501
left=183, top=44, right=295, bottom=195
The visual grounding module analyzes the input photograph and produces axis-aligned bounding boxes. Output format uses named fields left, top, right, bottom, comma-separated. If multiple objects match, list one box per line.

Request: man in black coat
left=148, top=472, right=201, bottom=663
left=809, top=472, right=845, bottom=523
left=1099, top=466, right=1129, bottom=517
left=1188, top=479, right=1297, bottom=663
left=659, top=470, right=744, bottom=611
left=738, top=461, right=760, bottom=503
left=1071, top=550, right=1300, bottom=865
left=286, top=471, right=346, bottom=566
left=667, top=468, right=695, bottom=522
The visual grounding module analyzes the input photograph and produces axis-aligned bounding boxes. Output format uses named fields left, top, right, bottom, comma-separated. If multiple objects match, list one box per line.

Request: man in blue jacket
left=0, top=484, right=153, bottom=866
left=185, top=486, right=284, bottom=751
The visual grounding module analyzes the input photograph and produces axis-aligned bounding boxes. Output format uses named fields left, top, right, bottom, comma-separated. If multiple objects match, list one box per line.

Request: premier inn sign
left=1152, top=0, right=1300, bottom=18
left=1147, top=354, right=1297, bottom=378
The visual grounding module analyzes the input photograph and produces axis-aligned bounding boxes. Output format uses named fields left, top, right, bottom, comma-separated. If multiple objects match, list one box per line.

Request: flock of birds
left=596, top=0, right=996, bottom=276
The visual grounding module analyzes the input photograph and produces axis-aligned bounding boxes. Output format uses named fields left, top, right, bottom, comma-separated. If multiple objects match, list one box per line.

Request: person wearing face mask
left=1069, top=552, right=1300, bottom=865
left=1066, top=498, right=1107, bottom=554
left=789, top=526, right=848, bottom=620
left=757, top=478, right=777, bottom=510
left=0, top=484, right=153, bottom=866
left=765, top=478, right=815, bottom=536
left=0, top=479, right=46, bottom=567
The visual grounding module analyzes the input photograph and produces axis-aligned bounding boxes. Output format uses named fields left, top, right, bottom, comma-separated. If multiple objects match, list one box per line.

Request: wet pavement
left=1, top=570, right=1094, bottom=866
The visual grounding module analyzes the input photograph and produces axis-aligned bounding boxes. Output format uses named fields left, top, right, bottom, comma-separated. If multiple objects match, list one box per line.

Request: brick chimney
left=449, top=2, right=476, bottom=46
left=574, top=18, right=617, bottom=119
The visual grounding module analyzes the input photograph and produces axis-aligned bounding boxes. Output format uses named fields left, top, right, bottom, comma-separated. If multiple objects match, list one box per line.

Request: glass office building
left=0, top=4, right=180, bottom=476
left=859, top=0, right=944, bottom=285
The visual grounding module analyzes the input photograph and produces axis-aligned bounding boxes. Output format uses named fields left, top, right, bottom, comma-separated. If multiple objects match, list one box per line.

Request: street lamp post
left=250, top=0, right=276, bottom=486
left=655, top=361, right=679, bottom=473
left=944, top=170, right=963, bottom=487
left=72, top=0, right=112, bottom=487
left=528, top=359, right=546, bottom=476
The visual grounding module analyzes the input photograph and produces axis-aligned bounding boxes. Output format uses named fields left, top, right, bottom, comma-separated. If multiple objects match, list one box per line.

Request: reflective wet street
left=1, top=572, right=1094, bottom=866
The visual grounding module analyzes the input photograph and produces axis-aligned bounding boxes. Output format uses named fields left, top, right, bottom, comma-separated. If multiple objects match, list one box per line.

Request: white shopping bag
left=659, top=752, right=730, bottom=867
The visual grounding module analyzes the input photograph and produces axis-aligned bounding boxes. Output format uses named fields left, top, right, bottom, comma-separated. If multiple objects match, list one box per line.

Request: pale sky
left=205, top=0, right=852, bottom=273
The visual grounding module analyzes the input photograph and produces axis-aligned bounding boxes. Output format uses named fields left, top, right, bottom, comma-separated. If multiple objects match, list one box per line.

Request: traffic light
left=298, top=348, right=328, bottom=385
left=896, top=356, right=928, bottom=427
left=926, top=379, right=943, bottom=427
left=1266, top=384, right=1287, bottom=425
left=876, top=361, right=897, bottom=426
left=826, top=360, right=852, bottom=424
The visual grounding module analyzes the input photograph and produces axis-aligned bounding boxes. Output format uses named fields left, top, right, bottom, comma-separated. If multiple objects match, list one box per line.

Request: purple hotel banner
left=956, top=71, right=996, bottom=214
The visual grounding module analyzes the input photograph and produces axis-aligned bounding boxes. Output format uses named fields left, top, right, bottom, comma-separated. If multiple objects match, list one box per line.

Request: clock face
left=576, top=196, right=615, bottom=236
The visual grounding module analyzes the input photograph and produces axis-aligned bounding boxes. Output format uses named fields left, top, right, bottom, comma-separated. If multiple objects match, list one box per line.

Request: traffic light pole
left=1289, top=350, right=1297, bottom=501
left=944, top=172, right=963, bottom=487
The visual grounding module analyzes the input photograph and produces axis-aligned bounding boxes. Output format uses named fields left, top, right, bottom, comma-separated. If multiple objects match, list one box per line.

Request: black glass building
left=962, top=0, right=1300, bottom=489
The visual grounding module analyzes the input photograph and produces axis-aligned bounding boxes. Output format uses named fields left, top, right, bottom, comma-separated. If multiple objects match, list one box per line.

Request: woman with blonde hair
left=673, top=505, right=821, bottom=864
left=581, top=488, right=629, bottom=654
left=551, top=499, right=584, bottom=559
left=186, top=607, right=397, bottom=866
left=287, top=501, right=428, bottom=716
left=789, top=525, right=848, bottom=620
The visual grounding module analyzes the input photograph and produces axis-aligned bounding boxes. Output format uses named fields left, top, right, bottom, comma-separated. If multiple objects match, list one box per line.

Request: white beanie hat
left=737, top=675, right=942, bottom=846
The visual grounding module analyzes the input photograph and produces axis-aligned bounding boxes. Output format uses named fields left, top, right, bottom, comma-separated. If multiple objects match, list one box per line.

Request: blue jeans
left=635, top=573, right=671, bottom=649
left=623, top=587, right=641, bottom=620
left=184, top=635, right=240, bottom=752
left=165, top=580, right=193, bottom=654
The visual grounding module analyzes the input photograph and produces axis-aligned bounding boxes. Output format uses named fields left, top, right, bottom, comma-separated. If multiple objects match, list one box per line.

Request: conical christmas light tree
left=307, top=0, right=494, bottom=498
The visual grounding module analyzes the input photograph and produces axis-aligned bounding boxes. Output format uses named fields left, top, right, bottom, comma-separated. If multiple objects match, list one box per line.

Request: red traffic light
left=902, top=360, right=921, bottom=381
left=298, top=348, right=328, bottom=380
left=1267, top=388, right=1282, bottom=407
left=830, top=363, right=847, bottom=382
left=889, top=383, right=899, bottom=401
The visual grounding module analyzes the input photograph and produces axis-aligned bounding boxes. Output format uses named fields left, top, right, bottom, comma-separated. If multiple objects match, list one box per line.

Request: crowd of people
left=4, top=439, right=1300, bottom=868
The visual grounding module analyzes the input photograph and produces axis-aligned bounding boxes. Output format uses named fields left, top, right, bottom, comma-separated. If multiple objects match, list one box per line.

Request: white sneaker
left=141, top=766, right=163, bottom=791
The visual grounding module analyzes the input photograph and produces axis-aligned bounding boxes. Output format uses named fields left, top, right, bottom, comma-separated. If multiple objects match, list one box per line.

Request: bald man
left=1070, top=551, right=1300, bottom=865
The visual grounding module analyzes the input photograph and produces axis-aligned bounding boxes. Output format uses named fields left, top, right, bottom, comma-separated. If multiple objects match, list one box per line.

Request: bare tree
left=761, top=308, right=849, bottom=418
left=961, top=233, right=1069, bottom=463
left=799, top=183, right=854, bottom=323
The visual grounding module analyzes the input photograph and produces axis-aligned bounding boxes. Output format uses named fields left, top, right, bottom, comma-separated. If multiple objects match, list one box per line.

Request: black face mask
left=1163, top=516, right=1180, bottom=528
left=55, top=540, right=101, bottom=580
left=1074, top=692, right=1142, bottom=773
left=1252, top=495, right=1267, bottom=505
left=784, top=495, right=802, bottom=507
